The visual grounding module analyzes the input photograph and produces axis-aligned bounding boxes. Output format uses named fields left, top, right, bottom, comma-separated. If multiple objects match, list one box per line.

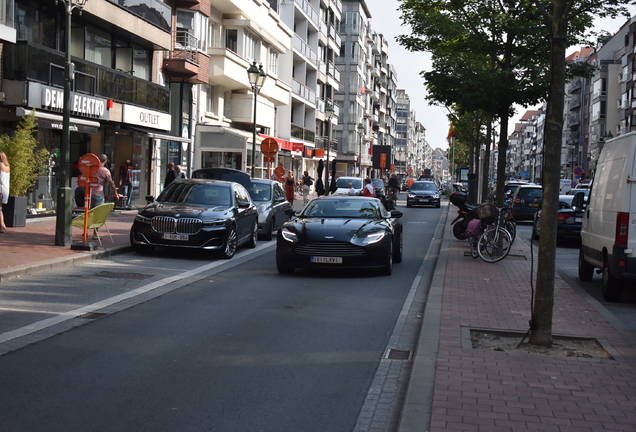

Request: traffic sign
left=571, top=182, right=578, bottom=188
left=260, top=138, right=279, bottom=157
left=78, top=153, right=101, bottom=177
left=573, top=166, right=584, bottom=176
left=273, top=166, right=286, bottom=180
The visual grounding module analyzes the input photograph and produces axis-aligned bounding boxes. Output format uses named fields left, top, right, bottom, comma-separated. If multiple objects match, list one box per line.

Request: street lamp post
left=55, top=0, right=88, bottom=246
left=357, top=123, right=364, bottom=177
left=247, top=61, right=267, bottom=178
left=324, top=103, right=334, bottom=193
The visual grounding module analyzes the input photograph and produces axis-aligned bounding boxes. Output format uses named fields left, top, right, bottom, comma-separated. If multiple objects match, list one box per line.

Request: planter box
left=2, top=196, right=27, bottom=227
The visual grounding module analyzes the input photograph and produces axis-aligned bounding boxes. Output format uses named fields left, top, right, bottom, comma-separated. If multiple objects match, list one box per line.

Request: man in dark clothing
left=164, top=162, right=176, bottom=189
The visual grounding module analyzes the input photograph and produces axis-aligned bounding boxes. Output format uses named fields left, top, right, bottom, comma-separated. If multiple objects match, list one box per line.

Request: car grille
left=414, top=194, right=435, bottom=198
left=295, top=241, right=366, bottom=257
left=151, top=216, right=202, bottom=234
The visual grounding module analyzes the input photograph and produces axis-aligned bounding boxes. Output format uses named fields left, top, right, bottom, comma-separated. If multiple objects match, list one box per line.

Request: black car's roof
left=174, top=178, right=234, bottom=187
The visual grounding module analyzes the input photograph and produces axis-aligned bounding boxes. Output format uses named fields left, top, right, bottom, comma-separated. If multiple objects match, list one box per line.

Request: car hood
left=283, top=217, right=388, bottom=241
left=139, top=202, right=234, bottom=219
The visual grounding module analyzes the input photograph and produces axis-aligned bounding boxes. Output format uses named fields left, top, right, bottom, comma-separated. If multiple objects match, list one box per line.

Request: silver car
left=249, top=179, right=293, bottom=240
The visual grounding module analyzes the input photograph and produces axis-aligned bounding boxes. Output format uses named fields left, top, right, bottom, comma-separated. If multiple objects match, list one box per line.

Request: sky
left=362, top=0, right=635, bottom=151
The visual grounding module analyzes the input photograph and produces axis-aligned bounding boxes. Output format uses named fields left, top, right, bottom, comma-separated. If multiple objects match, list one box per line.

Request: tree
left=0, top=111, right=48, bottom=197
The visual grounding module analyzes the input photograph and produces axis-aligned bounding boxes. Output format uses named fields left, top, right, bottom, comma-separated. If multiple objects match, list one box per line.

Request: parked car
left=532, top=194, right=585, bottom=244
left=406, top=181, right=441, bottom=208
left=276, top=196, right=403, bottom=275
left=510, top=184, right=542, bottom=221
left=578, top=131, right=636, bottom=302
left=333, top=176, right=363, bottom=195
left=248, top=179, right=292, bottom=240
left=502, top=181, right=532, bottom=202
left=130, top=179, right=258, bottom=259
left=191, top=167, right=251, bottom=189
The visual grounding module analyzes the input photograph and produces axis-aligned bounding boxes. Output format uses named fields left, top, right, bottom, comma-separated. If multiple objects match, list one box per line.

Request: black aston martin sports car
left=130, top=179, right=258, bottom=258
left=276, top=196, right=403, bottom=275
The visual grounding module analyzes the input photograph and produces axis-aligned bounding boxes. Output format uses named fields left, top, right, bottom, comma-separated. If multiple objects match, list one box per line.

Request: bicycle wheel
left=477, top=227, right=512, bottom=263
left=504, top=219, right=516, bottom=243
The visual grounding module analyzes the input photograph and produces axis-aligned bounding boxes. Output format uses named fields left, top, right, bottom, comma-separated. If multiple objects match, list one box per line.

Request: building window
left=15, top=0, right=55, bottom=48
left=85, top=25, right=112, bottom=68
left=225, top=29, right=238, bottom=53
left=177, top=9, right=208, bottom=51
left=268, top=48, right=278, bottom=75
left=243, top=29, right=260, bottom=62
left=202, top=84, right=215, bottom=114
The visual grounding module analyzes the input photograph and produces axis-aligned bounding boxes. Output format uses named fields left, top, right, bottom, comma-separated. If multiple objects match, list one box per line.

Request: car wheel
left=602, top=258, right=622, bottom=302
left=406, top=203, right=412, bottom=208
left=277, top=259, right=295, bottom=274
left=578, top=249, right=594, bottom=282
left=218, top=225, right=237, bottom=259
left=261, top=219, right=274, bottom=240
left=394, top=231, right=403, bottom=263
left=435, top=203, right=441, bottom=208
left=130, top=229, right=155, bottom=255
left=246, top=221, right=258, bottom=248
left=380, top=241, right=393, bottom=276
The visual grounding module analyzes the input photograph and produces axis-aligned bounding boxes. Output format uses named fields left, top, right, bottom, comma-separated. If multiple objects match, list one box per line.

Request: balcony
left=163, top=30, right=208, bottom=84
left=293, top=35, right=318, bottom=67
left=295, top=0, right=319, bottom=28
left=291, top=123, right=315, bottom=143
left=292, top=79, right=317, bottom=104
left=3, top=41, right=169, bottom=112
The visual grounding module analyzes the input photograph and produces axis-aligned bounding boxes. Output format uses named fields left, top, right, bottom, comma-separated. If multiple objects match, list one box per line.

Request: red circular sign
left=78, top=153, right=101, bottom=177
left=260, top=138, right=279, bottom=157
left=273, top=166, right=286, bottom=179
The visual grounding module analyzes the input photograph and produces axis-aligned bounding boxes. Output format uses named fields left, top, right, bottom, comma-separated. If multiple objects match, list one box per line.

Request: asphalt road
left=0, top=199, right=444, bottom=432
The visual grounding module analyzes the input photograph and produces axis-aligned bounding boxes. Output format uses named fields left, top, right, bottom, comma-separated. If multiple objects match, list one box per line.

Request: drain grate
left=94, top=271, right=153, bottom=280
left=78, top=312, right=111, bottom=320
left=385, top=349, right=412, bottom=360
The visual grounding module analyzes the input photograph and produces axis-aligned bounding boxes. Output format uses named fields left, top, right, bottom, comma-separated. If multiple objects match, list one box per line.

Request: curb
left=0, top=245, right=132, bottom=283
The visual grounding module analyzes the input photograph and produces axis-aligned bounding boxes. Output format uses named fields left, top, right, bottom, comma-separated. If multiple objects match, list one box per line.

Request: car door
left=233, top=184, right=253, bottom=242
left=272, top=182, right=289, bottom=229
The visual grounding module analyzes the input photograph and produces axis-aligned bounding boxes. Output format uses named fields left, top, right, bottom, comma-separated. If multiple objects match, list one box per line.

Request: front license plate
left=162, top=233, right=189, bottom=241
left=311, top=256, right=343, bottom=264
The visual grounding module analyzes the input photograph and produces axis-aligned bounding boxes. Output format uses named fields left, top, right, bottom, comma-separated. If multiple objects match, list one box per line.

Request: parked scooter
left=449, top=192, right=477, bottom=240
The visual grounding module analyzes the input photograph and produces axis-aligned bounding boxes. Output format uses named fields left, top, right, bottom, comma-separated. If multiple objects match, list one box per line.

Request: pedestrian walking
left=164, top=162, right=176, bottom=189
left=119, top=159, right=135, bottom=208
left=362, top=178, right=374, bottom=197
left=0, top=150, right=10, bottom=233
left=285, top=170, right=296, bottom=204
left=175, top=165, right=187, bottom=179
left=92, top=154, right=120, bottom=209
left=301, top=170, right=314, bottom=204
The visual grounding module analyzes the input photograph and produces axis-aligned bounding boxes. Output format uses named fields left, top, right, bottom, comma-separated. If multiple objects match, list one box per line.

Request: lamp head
left=247, top=62, right=260, bottom=87
left=325, top=103, right=334, bottom=121
left=357, top=123, right=364, bottom=133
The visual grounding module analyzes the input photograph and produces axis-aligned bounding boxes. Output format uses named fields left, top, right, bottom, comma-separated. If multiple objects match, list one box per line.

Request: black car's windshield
left=158, top=183, right=232, bottom=206
left=336, top=178, right=362, bottom=189
left=410, top=182, right=437, bottom=191
left=303, top=199, right=381, bottom=219
left=248, top=183, right=272, bottom=202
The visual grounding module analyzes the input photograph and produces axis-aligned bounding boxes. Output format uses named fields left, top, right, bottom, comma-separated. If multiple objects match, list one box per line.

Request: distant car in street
left=333, top=176, right=363, bottom=195
left=407, top=181, right=441, bottom=208
left=130, top=179, right=258, bottom=259
left=276, top=196, right=403, bottom=275
left=248, top=179, right=292, bottom=240
left=532, top=194, right=585, bottom=244
left=511, top=184, right=542, bottom=221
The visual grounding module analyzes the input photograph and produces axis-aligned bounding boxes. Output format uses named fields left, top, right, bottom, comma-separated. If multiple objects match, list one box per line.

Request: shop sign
left=122, top=104, right=171, bottom=131
left=292, top=142, right=304, bottom=152
left=35, top=84, right=109, bottom=120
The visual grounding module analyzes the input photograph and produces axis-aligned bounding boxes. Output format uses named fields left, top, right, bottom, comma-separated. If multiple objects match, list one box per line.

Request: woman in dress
left=0, top=151, right=10, bottom=233
left=285, top=170, right=296, bottom=204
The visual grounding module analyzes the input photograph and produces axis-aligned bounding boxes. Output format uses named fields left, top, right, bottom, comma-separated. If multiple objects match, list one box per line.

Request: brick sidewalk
left=428, top=228, right=636, bottom=431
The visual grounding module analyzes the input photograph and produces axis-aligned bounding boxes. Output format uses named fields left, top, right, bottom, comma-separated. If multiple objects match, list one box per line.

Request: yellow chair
left=72, top=202, right=115, bottom=247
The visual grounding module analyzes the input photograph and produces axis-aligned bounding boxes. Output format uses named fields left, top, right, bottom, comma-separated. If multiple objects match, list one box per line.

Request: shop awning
left=128, top=125, right=192, bottom=143
left=258, top=134, right=296, bottom=152
left=16, top=107, right=100, bottom=134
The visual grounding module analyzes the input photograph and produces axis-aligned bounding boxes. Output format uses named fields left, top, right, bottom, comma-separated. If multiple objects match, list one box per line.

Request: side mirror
left=145, top=195, right=155, bottom=203
left=390, top=210, right=403, bottom=219
left=285, top=208, right=296, bottom=216
left=572, top=191, right=586, bottom=210
left=238, top=201, right=251, bottom=209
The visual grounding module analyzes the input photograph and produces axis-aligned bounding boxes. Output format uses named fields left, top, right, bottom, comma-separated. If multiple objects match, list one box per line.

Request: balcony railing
left=292, top=79, right=317, bottom=104
left=4, top=41, right=170, bottom=112
left=106, top=0, right=171, bottom=32
left=295, top=0, right=319, bottom=27
left=166, top=30, right=200, bottom=65
left=293, top=35, right=318, bottom=66
left=291, top=123, right=315, bottom=143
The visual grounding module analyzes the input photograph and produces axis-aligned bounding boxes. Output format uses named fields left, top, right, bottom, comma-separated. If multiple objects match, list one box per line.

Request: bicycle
left=471, top=203, right=513, bottom=263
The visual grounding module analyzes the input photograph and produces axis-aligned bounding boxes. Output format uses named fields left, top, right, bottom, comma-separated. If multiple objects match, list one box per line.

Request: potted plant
left=0, top=111, right=48, bottom=227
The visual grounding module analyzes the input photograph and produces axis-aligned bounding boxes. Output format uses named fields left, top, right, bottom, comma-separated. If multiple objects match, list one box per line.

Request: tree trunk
left=482, top=117, right=493, bottom=201
left=495, top=115, right=509, bottom=208
left=528, top=5, right=568, bottom=347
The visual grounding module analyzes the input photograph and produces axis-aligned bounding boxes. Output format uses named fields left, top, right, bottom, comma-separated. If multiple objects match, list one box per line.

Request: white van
left=577, top=132, right=636, bottom=301
left=559, top=179, right=573, bottom=194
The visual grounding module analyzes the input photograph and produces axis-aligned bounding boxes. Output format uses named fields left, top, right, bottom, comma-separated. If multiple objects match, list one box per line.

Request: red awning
left=258, top=134, right=294, bottom=151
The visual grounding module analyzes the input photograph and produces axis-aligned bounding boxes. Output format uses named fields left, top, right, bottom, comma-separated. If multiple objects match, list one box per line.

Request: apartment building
left=194, top=0, right=292, bottom=179
left=0, top=0, right=15, bottom=43
left=2, top=0, right=191, bottom=210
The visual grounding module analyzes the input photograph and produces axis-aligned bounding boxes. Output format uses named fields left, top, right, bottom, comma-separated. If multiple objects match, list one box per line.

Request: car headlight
left=202, top=219, right=227, bottom=228
left=363, top=232, right=386, bottom=244
left=280, top=227, right=298, bottom=242
left=408, top=193, right=416, bottom=198
left=432, top=194, right=439, bottom=198
left=135, top=214, right=151, bottom=223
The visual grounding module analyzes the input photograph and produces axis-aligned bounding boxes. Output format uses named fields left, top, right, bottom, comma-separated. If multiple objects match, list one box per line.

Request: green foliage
left=0, top=111, right=48, bottom=196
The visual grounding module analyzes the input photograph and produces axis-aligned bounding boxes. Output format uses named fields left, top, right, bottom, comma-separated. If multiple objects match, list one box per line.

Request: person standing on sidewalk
left=285, top=170, right=296, bottom=204
left=301, top=170, right=314, bottom=205
left=92, top=154, right=120, bottom=209
left=175, top=165, right=187, bottom=179
left=164, top=162, right=176, bottom=189
left=0, top=151, right=10, bottom=233
left=119, top=159, right=135, bottom=209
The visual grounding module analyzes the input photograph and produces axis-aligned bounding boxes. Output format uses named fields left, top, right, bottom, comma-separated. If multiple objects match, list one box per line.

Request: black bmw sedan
left=276, top=196, right=403, bottom=275
left=130, top=179, right=258, bottom=258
